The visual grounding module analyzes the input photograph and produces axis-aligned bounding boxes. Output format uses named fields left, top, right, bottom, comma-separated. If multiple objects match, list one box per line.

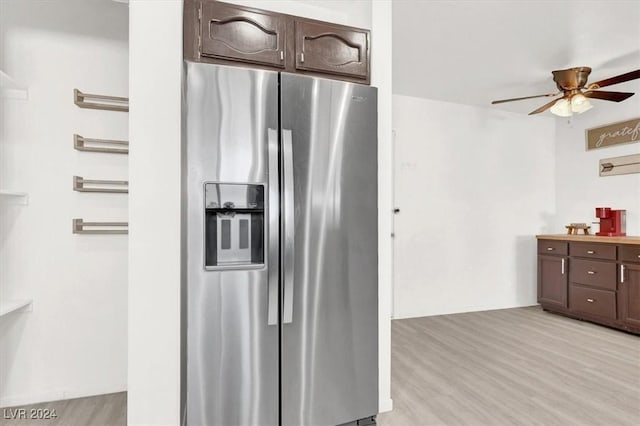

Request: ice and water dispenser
left=204, top=183, right=265, bottom=269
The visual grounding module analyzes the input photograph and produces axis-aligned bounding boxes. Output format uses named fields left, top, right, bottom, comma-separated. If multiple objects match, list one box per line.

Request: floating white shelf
left=0, top=70, right=28, bottom=100
left=0, top=189, right=28, bottom=197
left=0, top=299, right=32, bottom=317
left=0, top=190, right=29, bottom=205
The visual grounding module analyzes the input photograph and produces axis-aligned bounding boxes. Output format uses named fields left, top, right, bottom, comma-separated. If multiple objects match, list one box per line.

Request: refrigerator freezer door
left=184, top=62, right=279, bottom=426
left=280, top=74, right=379, bottom=426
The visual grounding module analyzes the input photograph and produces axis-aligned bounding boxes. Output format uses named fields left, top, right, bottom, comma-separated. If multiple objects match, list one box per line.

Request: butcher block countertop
left=536, top=234, right=640, bottom=245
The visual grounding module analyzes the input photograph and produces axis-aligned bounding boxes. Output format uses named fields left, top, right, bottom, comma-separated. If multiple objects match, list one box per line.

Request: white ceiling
left=392, top=0, right=640, bottom=115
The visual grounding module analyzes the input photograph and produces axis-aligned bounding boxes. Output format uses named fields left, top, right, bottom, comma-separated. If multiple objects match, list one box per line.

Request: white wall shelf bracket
left=73, top=218, right=128, bottom=234
left=74, top=89, right=128, bottom=112
left=73, top=176, right=128, bottom=193
left=74, top=134, right=129, bottom=154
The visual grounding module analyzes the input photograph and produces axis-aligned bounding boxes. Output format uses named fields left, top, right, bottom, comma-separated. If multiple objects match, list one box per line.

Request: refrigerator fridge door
left=280, top=74, right=379, bottom=426
left=184, top=62, right=280, bottom=426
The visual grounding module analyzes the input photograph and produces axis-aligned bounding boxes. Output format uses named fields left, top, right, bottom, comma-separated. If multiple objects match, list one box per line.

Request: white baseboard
left=379, top=398, right=393, bottom=413
left=393, top=303, right=540, bottom=320
left=0, top=384, right=126, bottom=408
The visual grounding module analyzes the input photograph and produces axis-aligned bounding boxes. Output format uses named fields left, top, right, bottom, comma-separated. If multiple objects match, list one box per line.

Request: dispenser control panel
left=204, top=183, right=265, bottom=270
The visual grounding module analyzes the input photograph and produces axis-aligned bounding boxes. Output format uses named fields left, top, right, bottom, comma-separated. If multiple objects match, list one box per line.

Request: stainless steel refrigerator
left=182, top=61, right=378, bottom=426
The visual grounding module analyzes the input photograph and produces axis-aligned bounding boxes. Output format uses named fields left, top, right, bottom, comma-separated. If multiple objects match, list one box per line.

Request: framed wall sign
left=599, top=153, right=640, bottom=177
left=586, top=117, right=640, bottom=150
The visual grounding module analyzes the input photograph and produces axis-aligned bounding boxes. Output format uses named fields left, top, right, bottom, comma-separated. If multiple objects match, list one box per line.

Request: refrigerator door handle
left=267, top=128, right=280, bottom=326
left=282, top=129, right=295, bottom=324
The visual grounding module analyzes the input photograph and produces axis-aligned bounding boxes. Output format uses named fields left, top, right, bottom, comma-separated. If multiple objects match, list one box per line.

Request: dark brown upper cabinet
left=294, top=20, right=369, bottom=81
left=200, top=1, right=287, bottom=68
left=184, top=0, right=371, bottom=84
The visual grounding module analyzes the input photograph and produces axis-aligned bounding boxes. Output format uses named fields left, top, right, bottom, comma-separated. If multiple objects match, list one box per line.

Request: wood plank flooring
left=0, top=392, right=125, bottom=426
left=1, top=307, right=638, bottom=425
left=378, top=306, right=640, bottom=426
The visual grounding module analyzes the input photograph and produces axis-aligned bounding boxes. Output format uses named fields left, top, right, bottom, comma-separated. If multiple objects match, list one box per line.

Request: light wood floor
left=0, top=392, right=125, bottom=426
left=378, top=306, right=640, bottom=426
left=2, top=307, right=638, bottom=426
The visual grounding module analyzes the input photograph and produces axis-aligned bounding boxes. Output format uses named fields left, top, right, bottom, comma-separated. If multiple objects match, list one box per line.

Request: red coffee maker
left=594, top=207, right=626, bottom=236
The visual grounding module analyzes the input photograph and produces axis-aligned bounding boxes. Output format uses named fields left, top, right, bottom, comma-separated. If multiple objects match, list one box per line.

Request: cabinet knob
left=587, top=250, right=595, bottom=254
left=587, top=271, right=596, bottom=275
left=546, top=247, right=554, bottom=251
left=280, top=51, right=284, bottom=61
left=587, top=298, right=595, bottom=303
left=300, top=52, right=305, bottom=63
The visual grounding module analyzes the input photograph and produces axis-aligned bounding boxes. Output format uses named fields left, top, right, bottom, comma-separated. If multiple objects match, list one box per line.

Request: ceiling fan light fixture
left=491, top=67, right=640, bottom=116
left=570, top=93, right=593, bottom=114
left=550, top=98, right=572, bottom=117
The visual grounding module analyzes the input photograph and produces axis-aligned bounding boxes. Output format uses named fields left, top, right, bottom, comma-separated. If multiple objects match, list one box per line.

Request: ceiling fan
left=491, top=67, right=640, bottom=116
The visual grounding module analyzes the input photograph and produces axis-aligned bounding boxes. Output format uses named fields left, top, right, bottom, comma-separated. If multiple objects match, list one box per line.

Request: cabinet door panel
left=538, top=255, right=568, bottom=308
left=201, top=2, right=287, bottom=68
left=619, top=263, right=640, bottom=328
left=295, top=20, right=369, bottom=80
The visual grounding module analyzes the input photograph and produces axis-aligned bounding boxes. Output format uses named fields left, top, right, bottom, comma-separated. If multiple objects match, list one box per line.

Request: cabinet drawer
left=570, top=242, right=616, bottom=260
left=569, top=258, right=617, bottom=290
left=569, top=284, right=616, bottom=320
left=537, top=240, right=568, bottom=256
left=619, top=245, right=640, bottom=263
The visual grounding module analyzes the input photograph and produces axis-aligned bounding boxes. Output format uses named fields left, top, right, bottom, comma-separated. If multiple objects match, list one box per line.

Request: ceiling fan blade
left=584, top=90, right=635, bottom=102
left=528, top=97, right=563, bottom=115
left=587, top=69, right=640, bottom=90
left=491, top=92, right=560, bottom=104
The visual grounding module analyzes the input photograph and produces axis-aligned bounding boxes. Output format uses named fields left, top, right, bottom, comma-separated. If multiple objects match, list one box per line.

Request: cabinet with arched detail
left=294, top=20, right=369, bottom=82
left=184, top=0, right=371, bottom=84
left=198, top=1, right=288, bottom=69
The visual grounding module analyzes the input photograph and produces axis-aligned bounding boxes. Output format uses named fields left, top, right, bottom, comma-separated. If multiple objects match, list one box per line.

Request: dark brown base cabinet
left=537, top=235, right=640, bottom=335
left=619, top=259, right=640, bottom=328
left=538, top=255, right=568, bottom=308
left=184, top=0, right=371, bottom=84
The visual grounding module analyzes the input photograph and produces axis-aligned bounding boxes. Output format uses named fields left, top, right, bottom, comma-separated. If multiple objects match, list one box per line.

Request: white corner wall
left=554, top=97, right=640, bottom=235
left=371, top=0, right=393, bottom=414
left=0, top=0, right=128, bottom=407
left=128, top=1, right=183, bottom=425
left=392, top=95, right=556, bottom=319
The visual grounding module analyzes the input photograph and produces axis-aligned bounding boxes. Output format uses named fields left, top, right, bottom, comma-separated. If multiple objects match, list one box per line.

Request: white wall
left=0, top=0, right=128, bottom=407
left=554, top=97, right=640, bottom=235
left=224, top=0, right=371, bottom=29
left=128, top=1, right=183, bottom=425
left=371, top=0, right=393, bottom=414
left=392, top=95, right=556, bottom=319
